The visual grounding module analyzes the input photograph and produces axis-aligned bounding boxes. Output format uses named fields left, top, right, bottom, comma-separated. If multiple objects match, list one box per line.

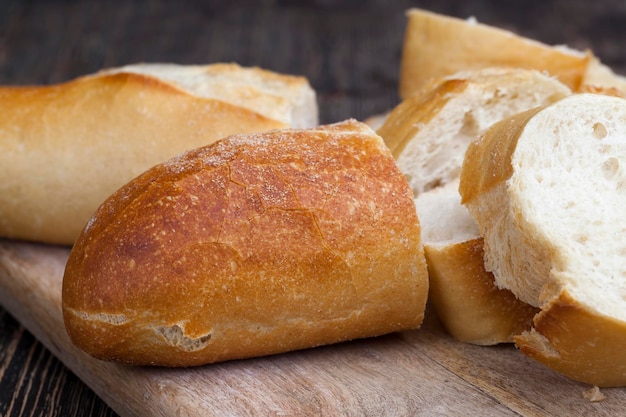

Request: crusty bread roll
left=379, top=67, right=571, bottom=196
left=415, top=180, right=538, bottom=345
left=62, top=119, right=428, bottom=367
left=376, top=68, right=565, bottom=345
left=0, top=63, right=317, bottom=245
left=459, top=93, right=626, bottom=387
left=399, top=9, right=590, bottom=99
left=399, top=8, right=626, bottom=101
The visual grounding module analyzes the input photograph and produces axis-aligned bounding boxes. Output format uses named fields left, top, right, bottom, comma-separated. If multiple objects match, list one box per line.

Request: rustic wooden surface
left=1, top=0, right=626, bottom=416
left=3, top=239, right=626, bottom=417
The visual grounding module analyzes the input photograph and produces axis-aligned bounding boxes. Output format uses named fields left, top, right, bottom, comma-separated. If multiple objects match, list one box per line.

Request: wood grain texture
left=1, top=0, right=626, bottom=415
left=1, top=239, right=626, bottom=416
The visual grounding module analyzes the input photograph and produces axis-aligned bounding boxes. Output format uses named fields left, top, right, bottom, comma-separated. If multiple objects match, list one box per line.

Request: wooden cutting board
left=0, top=238, right=624, bottom=416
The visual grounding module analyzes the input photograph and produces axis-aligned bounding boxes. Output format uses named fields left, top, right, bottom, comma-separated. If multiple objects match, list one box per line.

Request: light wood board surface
left=0, top=239, right=624, bottom=416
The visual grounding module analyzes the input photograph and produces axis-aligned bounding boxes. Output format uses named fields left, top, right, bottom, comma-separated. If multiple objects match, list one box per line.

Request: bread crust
left=515, top=290, right=626, bottom=387
left=426, top=238, right=538, bottom=345
left=62, top=120, right=428, bottom=367
left=400, top=9, right=590, bottom=99
left=378, top=77, right=469, bottom=159
left=459, top=106, right=544, bottom=206
left=0, top=64, right=316, bottom=245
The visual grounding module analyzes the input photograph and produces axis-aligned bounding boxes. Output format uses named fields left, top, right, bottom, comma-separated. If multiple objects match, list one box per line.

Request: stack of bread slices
left=375, top=8, right=626, bottom=387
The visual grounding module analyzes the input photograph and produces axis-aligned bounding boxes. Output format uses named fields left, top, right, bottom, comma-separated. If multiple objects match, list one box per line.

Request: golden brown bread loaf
left=0, top=63, right=317, bottom=245
left=399, top=9, right=626, bottom=100
left=399, top=9, right=589, bottom=98
left=62, top=119, right=429, bottom=367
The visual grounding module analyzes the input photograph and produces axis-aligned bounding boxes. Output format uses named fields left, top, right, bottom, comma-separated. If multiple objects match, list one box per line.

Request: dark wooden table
left=1, top=1, right=625, bottom=416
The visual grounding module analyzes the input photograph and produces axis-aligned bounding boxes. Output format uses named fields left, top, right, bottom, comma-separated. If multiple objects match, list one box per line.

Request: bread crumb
left=582, top=386, right=606, bottom=402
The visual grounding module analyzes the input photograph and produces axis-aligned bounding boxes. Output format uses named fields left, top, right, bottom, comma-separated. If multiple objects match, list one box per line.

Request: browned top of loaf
left=62, top=119, right=427, bottom=366
left=0, top=69, right=287, bottom=137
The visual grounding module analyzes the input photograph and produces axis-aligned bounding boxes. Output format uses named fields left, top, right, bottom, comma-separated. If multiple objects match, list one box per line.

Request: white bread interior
left=459, top=93, right=626, bottom=386
left=98, top=63, right=318, bottom=128
left=416, top=180, right=538, bottom=345
left=379, top=67, right=572, bottom=196
left=377, top=67, right=567, bottom=345
left=416, top=180, right=477, bottom=245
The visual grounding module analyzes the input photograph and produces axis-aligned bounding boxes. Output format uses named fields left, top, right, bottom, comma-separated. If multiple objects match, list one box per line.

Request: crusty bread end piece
left=379, top=67, right=571, bottom=196
left=399, top=8, right=589, bottom=99
left=98, top=63, right=318, bottom=128
left=62, top=119, right=428, bottom=367
left=459, top=93, right=626, bottom=386
left=416, top=181, right=538, bottom=345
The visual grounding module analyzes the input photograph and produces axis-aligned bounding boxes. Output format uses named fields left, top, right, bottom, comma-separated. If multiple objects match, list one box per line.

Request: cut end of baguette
left=415, top=180, right=478, bottom=245
left=380, top=67, right=571, bottom=196
left=399, top=8, right=590, bottom=98
left=464, top=93, right=626, bottom=311
left=97, top=62, right=318, bottom=129
left=416, top=181, right=537, bottom=345
left=460, top=92, right=626, bottom=386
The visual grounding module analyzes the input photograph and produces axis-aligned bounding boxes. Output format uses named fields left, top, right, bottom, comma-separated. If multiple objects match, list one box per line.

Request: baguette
left=62, top=119, right=428, bottom=367
left=379, top=67, right=571, bottom=195
left=0, top=63, right=317, bottom=245
left=377, top=67, right=565, bottom=344
left=459, top=93, right=626, bottom=387
left=399, top=8, right=626, bottom=100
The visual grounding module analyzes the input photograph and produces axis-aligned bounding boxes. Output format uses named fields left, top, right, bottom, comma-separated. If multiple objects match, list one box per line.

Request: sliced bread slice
left=379, top=67, right=572, bottom=196
left=399, top=8, right=626, bottom=99
left=459, top=93, right=626, bottom=386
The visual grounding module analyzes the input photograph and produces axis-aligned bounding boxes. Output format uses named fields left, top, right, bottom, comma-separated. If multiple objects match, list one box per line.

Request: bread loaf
left=62, top=119, right=428, bottom=367
left=376, top=68, right=565, bottom=345
left=459, top=93, right=626, bottom=387
left=379, top=67, right=571, bottom=196
left=399, top=8, right=626, bottom=100
left=0, top=63, right=317, bottom=245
